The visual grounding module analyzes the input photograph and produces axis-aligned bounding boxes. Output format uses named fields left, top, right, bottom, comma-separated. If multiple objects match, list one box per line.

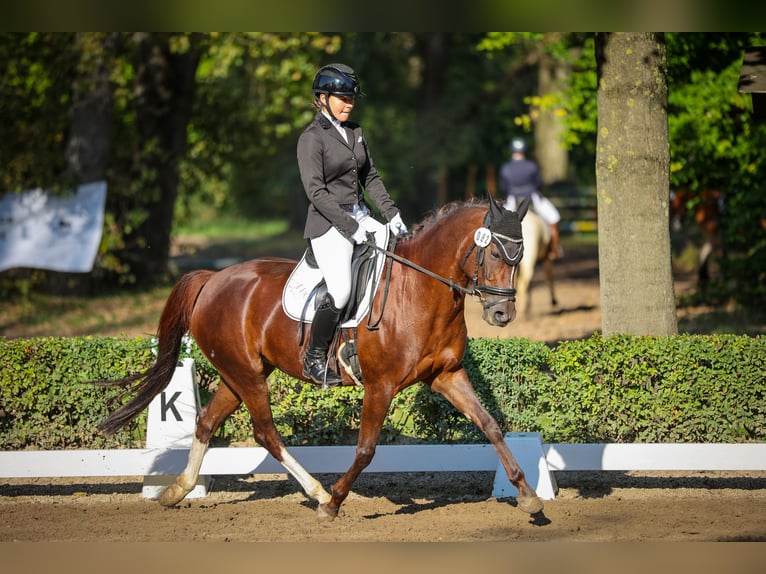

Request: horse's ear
left=516, top=195, right=531, bottom=221
left=487, top=189, right=503, bottom=218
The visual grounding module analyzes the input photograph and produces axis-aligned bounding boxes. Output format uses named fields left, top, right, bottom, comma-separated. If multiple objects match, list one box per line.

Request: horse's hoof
left=517, top=495, right=544, bottom=514
left=316, top=502, right=338, bottom=521
left=158, top=484, right=187, bottom=507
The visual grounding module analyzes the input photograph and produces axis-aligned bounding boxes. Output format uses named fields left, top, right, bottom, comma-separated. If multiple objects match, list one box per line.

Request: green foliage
left=0, top=33, right=76, bottom=192
left=0, top=336, right=155, bottom=449
left=407, top=338, right=552, bottom=442
left=665, top=34, right=766, bottom=307
left=269, top=373, right=363, bottom=445
left=183, top=32, right=341, bottom=221
left=537, top=333, right=765, bottom=443
left=3, top=32, right=766, bottom=302
left=4, top=334, right=762, bottom=451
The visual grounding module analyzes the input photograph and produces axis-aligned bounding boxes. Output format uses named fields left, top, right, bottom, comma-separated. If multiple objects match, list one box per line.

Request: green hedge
left=1, top=333, right=763, bottom=450
left=458, top=334, right=765, bottom=444
left=0, top=336, right=155, bottom=449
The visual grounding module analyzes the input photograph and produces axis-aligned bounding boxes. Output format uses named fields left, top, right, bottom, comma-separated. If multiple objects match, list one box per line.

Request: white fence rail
left=3, top=439, right=765, bottom=501
left=2, top=360, right=764, bottom=501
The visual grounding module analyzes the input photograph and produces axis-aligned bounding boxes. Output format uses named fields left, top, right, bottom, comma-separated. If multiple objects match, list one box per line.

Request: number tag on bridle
left=473, top=227, right=492, bottom=248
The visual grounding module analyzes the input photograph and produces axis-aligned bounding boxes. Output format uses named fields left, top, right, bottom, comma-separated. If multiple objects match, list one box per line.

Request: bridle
left=365, top=208, right=523, bottom=324
left=460, top=211, right=523, bottom=309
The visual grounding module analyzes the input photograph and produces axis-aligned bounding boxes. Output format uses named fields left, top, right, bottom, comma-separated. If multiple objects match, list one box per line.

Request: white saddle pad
left=282, top=226, right=390, bottom=327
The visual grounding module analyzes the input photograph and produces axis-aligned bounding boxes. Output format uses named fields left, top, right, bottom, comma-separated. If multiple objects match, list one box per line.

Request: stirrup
left=303, top=356, right=343, bottom=388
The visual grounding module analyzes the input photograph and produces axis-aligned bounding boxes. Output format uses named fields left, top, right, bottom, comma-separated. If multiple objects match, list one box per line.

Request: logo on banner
left=0, top=181, right=106, bottom=273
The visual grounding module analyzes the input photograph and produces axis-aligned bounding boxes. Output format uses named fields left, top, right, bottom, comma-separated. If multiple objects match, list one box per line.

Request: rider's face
left=323, top=93, right=355, bottom=122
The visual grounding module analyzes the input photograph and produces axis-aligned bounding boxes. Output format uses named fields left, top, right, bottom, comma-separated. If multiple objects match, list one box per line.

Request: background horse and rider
left=670, top=188, right=726, bottom=288
left=97, top=196, right=544, bottom=520
left=515, top=209, right=557, bottom=317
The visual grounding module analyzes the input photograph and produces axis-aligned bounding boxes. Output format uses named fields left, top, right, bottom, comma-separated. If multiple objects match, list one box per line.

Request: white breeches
left=504, top=192, right=561, bottom=225
left=310, top=204, right=386, bottom=309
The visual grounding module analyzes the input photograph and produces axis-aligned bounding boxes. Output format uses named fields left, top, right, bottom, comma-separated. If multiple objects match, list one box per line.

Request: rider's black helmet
left=312, top=63, right=365, bottom=99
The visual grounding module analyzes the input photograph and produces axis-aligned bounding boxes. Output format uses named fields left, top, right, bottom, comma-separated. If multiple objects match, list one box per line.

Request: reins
left=365, top=237, right=476, bottom=297
left=363, top=223, right=519, bottom=327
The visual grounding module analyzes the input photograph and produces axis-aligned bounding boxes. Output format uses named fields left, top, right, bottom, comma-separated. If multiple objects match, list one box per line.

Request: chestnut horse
left=670, top=189, right=725, bottom=285
left=98, top=197, right=543, bottom=519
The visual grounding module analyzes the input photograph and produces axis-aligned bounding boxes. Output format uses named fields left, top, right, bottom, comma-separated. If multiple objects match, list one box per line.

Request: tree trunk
left=65, top=33, right=116, bottom=185
left=130, top=33, right=201, bottom=281
left=412, top=32, right=449, bottom=214
left=534, top=46, right=569, bottom=185
left=596, top=33, right=677, bottom=335
left=51, top=33, right=118, bottom=295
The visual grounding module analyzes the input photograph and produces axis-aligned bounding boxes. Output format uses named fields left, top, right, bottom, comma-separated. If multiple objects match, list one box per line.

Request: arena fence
left=2, top=360, right=764, bottom=500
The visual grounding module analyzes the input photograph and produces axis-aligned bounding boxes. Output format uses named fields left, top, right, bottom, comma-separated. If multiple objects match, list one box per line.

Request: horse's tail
left=97, top=269, right=213, bottom=434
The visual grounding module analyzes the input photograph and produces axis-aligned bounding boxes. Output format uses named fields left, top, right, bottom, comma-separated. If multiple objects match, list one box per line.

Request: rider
left=297, top=63, right=407, bottom=387
left=498, top=137, right=563, bottom=260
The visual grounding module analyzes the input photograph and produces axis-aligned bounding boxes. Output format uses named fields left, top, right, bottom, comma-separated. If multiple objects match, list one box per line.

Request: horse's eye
left=490, top=249, right=501, bottom=260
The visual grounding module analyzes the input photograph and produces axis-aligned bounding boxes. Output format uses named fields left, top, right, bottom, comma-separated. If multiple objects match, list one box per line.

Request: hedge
left=0, top=336, right=155, bottom=449
left=1, top=333, right=763, bottom=450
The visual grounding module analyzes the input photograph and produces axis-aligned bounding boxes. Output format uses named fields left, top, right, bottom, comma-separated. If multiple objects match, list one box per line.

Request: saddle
left=281, top=226, right=391, bottom=386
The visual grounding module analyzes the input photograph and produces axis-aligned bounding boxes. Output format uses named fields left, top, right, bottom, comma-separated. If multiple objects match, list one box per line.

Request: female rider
left=297, top=63, right=407, bottom=386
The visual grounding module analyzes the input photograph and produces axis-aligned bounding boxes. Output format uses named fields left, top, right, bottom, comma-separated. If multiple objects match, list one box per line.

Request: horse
left=97, top=196, right=544, bottom=520
left=670, top=189, right=725, bottom=285
left=515, top=209, right=557, bottom=317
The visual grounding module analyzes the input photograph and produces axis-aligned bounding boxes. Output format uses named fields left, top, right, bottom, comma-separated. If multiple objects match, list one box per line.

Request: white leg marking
left=178, top=436, right=207, bottom=490
left=159, top=436, right=208, bottom=506
left=279, top=446, right=331, bottom=504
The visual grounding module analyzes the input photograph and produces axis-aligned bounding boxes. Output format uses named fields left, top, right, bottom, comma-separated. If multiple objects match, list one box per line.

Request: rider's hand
left=388, top=212, right=407, bottom=235
left=351, top=225, right=368, bottom=245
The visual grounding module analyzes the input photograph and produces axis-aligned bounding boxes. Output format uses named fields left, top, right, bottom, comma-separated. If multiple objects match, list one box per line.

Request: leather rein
left=364, top=224, right=520, bottom=329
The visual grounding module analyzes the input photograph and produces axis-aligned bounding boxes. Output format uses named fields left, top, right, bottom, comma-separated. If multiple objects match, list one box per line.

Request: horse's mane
left=402, top=198, right=486, bottom=240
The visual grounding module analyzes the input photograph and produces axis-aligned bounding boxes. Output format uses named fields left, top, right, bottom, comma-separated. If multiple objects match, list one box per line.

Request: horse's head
left=465, top=194, right=529, bottom=327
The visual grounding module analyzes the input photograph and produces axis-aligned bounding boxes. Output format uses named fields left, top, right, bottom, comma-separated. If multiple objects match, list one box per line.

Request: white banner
left=0, top=181, right=106, bottom=273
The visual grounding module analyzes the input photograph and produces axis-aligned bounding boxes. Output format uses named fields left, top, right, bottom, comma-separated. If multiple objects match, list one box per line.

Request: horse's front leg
left=431, top=368, right=543, bottom=514
left=317, top=385, right=394, bottom=521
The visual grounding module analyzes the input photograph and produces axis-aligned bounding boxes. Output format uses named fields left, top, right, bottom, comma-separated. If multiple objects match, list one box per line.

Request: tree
left=566, top=33, right=766, bottom=307
left=595, top=33, right=677, bottom=335
left=0, top=33, right=202, bottom=288
left=65, top=33, right=117, bottom=185
left=0, top=33, right=75, bottom=192
left=477, top=32, right=577, bottom=185
left=118, top=33, right=202, bottom=281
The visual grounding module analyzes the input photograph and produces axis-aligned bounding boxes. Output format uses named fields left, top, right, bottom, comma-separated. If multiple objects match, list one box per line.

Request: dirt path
left=2, top=471, right=765, bottom=542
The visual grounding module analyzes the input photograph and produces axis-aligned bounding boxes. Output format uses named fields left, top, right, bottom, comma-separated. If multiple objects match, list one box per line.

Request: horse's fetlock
left=317, top=502, right=339, bottom=521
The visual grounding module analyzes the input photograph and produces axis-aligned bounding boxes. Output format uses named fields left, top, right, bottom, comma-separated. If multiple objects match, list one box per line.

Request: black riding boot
left=303, top=297, right=344, bottom=387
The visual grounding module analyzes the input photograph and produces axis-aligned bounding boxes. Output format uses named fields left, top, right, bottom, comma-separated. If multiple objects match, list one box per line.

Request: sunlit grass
left=173, top=216, right=289, bottom=240
left=1, top=285, right=173, bottom=338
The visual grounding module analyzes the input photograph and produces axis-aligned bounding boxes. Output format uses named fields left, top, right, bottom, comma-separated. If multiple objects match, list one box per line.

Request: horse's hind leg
left=431, top=369, right=543, bottom=514
left=544, top=259, right=557, bottom=307
left=235, top=375, right=332, bottom=507
left=159, top=380, right=242, bottom=507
